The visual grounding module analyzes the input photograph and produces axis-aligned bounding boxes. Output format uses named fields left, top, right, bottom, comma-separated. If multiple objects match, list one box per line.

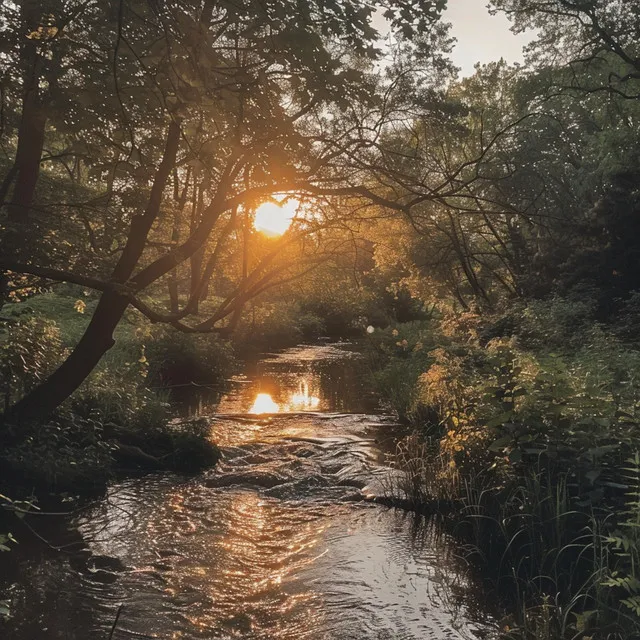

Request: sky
left=443, top=1, right=534, bottom=76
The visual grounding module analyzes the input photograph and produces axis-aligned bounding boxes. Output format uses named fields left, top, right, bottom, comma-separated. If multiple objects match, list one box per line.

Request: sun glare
left=284, top=380, right=320, bottom=412
left=249, top=393, right=280, bottom=414
left=253, top=198, right=299, bottom=236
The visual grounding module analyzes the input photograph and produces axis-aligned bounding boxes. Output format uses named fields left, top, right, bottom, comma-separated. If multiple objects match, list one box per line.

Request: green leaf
left=485, top=411, right=514, bottom=429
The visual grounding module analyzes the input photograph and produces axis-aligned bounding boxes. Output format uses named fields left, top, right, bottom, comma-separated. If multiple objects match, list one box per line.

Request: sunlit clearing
left=285, top=380, right=320, bottom=412
left=253, top=198, right=299, bottom=236
left=249, top=393, right=280, bottom=414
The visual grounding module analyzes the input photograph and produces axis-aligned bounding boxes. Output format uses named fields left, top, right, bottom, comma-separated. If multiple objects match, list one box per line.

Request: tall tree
left=491, top=0, right=640, bottom=98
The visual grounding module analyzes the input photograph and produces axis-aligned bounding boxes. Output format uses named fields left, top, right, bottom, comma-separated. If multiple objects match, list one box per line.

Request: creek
left=1, top=343, right=496, bottom=639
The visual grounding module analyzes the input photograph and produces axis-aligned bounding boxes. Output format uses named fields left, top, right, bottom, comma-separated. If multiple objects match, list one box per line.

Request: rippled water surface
left=1, top=343, right=496, bottom=639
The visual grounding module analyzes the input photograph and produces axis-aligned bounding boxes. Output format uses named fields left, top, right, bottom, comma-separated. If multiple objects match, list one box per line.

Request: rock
left=85, top=569, right=119, bottom=584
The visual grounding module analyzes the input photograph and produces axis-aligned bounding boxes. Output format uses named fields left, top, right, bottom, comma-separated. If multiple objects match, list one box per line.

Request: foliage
left=0, top=315, right=65, bottom=410
left=235, top=302, right=307, bottom=353
left=373, top=301, right=640, bottom=638
left=113, top=418, right=221, bottom=473
left=0, top=292, right=230, bottom=492
left=0, top=0, right=456, bottom=421
left=0, top=290, right=97, bottom=346
left=366, top=321, right=436, bottom=422
left=144, top=327, right=236, bottom=386
left=0, top=415, right=112, bottom=492
left=603, top=453, right=640, bottom=620
left=0, top=0, right=639, bottom=636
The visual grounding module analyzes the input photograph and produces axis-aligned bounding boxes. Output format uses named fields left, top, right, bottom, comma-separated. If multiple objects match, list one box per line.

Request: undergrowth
left=369, top=298, right=640, bottom=639
left=0, top=292, right=229, bottom=495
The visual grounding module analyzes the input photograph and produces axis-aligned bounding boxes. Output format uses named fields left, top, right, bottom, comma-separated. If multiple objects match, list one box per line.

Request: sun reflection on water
left=249, top=393, right=281, bottom=414
left=248, top=380, right=321, bottom=415
left=284, top=380, right=320, bottom=412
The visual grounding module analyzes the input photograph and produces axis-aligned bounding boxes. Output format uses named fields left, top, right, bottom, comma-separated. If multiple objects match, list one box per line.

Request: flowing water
left=1, top=343, right=497, bottom=640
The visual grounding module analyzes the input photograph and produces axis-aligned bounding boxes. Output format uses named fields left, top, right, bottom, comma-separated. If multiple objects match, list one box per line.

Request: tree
left=1, top=0, right=452, bottom=424
left=491, top=0, right=640, bottom=98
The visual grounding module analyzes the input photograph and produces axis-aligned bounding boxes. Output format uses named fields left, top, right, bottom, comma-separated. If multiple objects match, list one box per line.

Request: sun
left=253, top=197, right=299, bottom=236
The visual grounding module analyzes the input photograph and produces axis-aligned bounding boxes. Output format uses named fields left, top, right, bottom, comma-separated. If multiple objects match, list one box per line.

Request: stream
left=1, top=343, right=497, bottom=639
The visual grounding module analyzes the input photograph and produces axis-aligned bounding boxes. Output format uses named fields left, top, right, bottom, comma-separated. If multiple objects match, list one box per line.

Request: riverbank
left=366, top=297, right=640, bottom=640
left=0, top=290, right=362, bottom=501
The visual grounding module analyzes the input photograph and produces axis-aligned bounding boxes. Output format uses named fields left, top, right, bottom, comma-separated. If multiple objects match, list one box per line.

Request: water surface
left=1, top=343, right=496, bottom=639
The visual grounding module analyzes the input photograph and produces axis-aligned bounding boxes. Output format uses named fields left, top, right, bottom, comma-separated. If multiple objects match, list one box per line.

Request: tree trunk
left=2, top=120, right=181, bottom=425
left=0, top=163, right=18, bottom=207
left=6, top=1, right=48, bottom=223
left=4, top=293, right=129, bottom=424
left=6, top=93, right=47, bottom=222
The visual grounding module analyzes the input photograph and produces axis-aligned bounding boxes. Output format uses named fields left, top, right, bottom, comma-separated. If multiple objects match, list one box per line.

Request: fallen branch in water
left=108, top=604, right=124, bottom=640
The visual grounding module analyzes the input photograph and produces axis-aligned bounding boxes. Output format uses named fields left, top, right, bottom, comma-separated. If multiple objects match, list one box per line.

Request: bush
left=365, top=321, right=436, bottom=422
left=1, top=290, right=97, bottom=346
left=373, top=302, right=640, bottom=639
left=0, top=293, right=227, bottom=496
left=0, top=316, right=65, bottom=411
left=234, top=302, right=305, bottom=353
left=113, top=418, right=221, bottom=472
left=479, top=296, right=599, bottom=352
left=145, top=327, right=236, bottom=385
left=612, top=291, right=640, bottom=346
left=297, top=312, right=327, bottom=339
left=0, top=414, right=112, bottom=492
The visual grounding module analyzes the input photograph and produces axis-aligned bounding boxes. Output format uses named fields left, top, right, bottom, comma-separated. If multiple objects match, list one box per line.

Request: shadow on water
left=0, top=342, right=500, bottom=640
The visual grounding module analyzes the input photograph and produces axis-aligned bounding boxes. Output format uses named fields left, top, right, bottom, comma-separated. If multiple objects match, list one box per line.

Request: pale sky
left=444, top=0, right=534, bottom=76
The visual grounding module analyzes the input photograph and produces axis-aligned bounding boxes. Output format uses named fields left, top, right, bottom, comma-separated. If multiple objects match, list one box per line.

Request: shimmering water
left=0, top=343, right=497, bottom=639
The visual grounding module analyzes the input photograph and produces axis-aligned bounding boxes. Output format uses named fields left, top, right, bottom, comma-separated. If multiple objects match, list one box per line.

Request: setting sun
left=253, top=198, right=299, bottom=236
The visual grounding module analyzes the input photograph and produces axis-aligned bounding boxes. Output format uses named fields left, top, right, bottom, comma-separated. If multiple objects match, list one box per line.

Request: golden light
left=249, top=393, right=280, bottom=414
left=253, top=198, right=299, bottom=236
left=284, top=380, right=320, bottom=412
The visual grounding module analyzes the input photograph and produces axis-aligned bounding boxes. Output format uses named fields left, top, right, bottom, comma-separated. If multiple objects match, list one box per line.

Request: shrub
left=0, top=316, right=65, bottom=411
left=145, top=327, right=236, bottom=385
left=234, top=302, right=304, bottom=353
left=112, top=418, right=221, bottom=472
left=365, top=321, right=436, bottom=422
left=0, top=414, right=112, bottom=492
left=374, top=302, right=640, bottom=638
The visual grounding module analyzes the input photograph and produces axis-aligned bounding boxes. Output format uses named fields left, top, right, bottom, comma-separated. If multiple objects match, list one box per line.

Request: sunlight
left=248, top=393, right=280, bottom=414
left=284, top=380, right=320, bottom=412
left=253, top=197, right=299, bottom=236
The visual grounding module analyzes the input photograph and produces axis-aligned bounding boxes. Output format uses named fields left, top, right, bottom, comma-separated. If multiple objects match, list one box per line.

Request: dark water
left=0, top=343, right=497, bottom=639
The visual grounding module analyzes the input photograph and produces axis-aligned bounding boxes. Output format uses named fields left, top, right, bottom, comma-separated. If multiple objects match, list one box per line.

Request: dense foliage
left=357, top=3, right=640, bottom=637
